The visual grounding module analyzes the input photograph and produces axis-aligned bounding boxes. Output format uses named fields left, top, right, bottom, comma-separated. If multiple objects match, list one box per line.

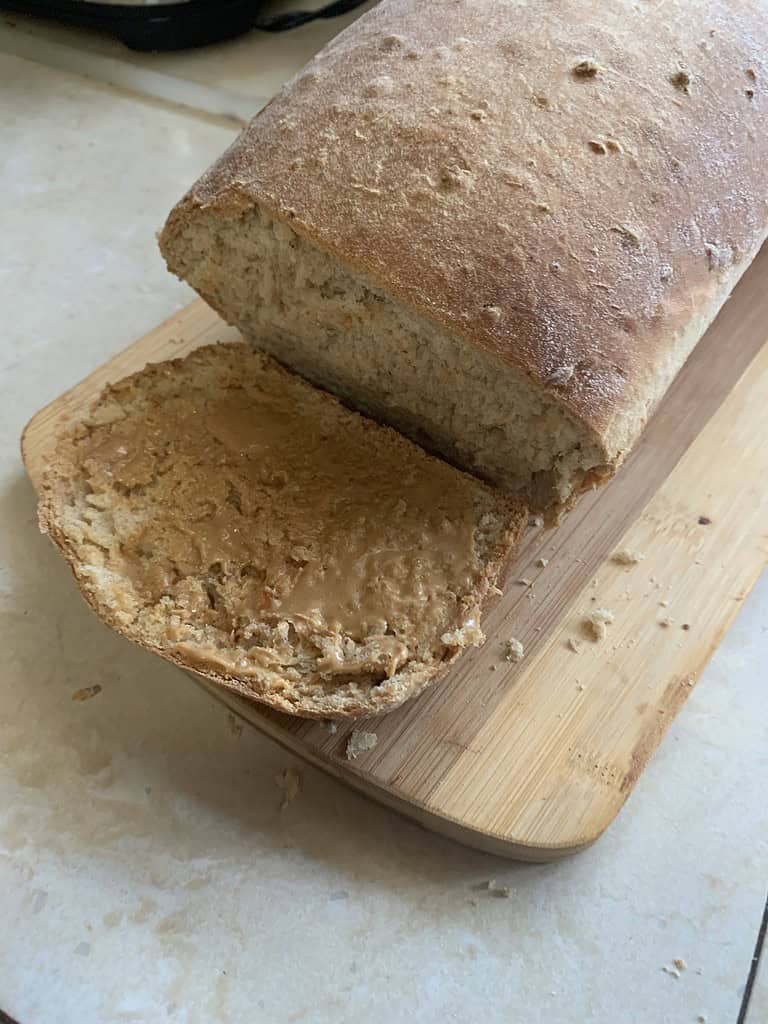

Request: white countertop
left=1, top=11, right=766, bottom=1024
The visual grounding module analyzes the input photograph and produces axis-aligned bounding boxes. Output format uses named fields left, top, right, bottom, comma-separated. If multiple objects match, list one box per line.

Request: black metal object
left=0, top=0, right=369, bottom=51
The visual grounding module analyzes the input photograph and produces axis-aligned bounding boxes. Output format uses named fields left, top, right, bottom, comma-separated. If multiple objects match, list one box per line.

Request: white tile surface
left=1, top=48, right=767, bottom=1024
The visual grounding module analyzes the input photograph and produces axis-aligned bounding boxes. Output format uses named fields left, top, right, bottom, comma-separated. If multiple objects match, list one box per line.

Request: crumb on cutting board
left=582, top=608, right=615, bottom=641
left=503, top=638, right=525, bottom=662
left=516, top=577, right=533, bottom=587
left=611, top=548, right=645, bottom=565
left=567, top=637, right=581, bottom=653
left=536, top=557, right=549, bottom=567
left=346, top=730, right=378, bottom=760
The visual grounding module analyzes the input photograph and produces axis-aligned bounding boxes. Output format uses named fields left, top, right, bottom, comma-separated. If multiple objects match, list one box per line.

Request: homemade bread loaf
left=39, top=344, right=526, bottom=718
left=160, top=0, right=768, bottom=506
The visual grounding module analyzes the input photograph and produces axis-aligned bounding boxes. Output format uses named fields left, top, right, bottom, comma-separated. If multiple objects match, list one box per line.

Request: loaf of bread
left=39, top=344, right=525, bottom=718
left=160, top=0, right=768, bottom=507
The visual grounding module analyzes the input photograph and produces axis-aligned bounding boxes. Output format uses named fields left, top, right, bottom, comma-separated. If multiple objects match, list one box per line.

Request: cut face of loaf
left=39, top=344, right=526, bottom=718
left=160, top=0, right=768, bottom=507
left=166, top=207, right=609, bottom=505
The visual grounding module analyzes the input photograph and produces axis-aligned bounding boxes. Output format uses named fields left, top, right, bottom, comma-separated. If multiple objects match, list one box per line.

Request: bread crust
left=161, top=0, right=768, bottom=468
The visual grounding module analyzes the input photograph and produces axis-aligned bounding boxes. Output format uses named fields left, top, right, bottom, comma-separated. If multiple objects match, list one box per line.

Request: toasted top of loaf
left=161, top=0, right=768, bottom=466
left=39, top=344, right=526, bottom=718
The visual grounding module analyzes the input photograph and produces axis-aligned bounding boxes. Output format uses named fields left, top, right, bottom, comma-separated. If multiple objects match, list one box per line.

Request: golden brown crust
left=161, top=0, right=768, bottom=462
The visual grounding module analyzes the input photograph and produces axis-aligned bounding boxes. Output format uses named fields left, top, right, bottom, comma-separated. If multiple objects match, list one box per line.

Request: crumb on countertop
left=671, top=64, right=692, bottom=93
left=484, top=879, right=513, bottom=898
left=72, top=684, right=102, bottom=702
left=275, top=767, right=301, bottom=809
left=572, top=57, right=601, bottom=77
left=346, top=730, right=378, bottom=760
left=661, top=964, right=681, bottom=978
left=582, top=608, right=615, bottom=642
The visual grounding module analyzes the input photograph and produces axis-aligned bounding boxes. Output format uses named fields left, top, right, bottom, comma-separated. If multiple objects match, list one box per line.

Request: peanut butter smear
left=69, top=345, right=493, bottom=682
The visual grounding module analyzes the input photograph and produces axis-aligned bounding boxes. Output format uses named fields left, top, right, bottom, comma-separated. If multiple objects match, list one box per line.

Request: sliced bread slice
left=39, top=343, right=526, bottom=718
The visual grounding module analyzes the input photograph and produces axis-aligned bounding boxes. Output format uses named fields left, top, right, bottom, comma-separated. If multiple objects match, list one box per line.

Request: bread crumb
left=567, top=637, right=581, bottom=653
left=698, top=515, right=712, bottom=525
left=576, top=682, right=585, bottom=691
left=671, top=64, right=692, bottom=93
left=536, top=557, right=549, bottom=568
left=582, top=608, right=615, bottom=642
left=227, top=712, right=243, bottom=738
left=275, top=767, right=300, bottom=809
left=573, top=58, right=601, bottom=77
left=503, top=638, right=525, bottom=662
left=605, top=137, right=623, bottom=153
left=346, top=731, right=378, bottom=760
left=516, top=578, right=533, bottom=587
left=490, top=664, right=498, bottom=672
left=529, top=514, right=544, bottom=528
left=658, top=615, right=674, bottom=628
left=697, top=1015, right=707, bottom=1023
left=661, top=964, right=681, bottom=979
left=72, top=684, right=102, bottom=702
left=485, top=879, right=512, bottom=897
left=611, top=548, right=645, bottom=565
left=326, top=721, right=338, bottom=734
left=672, top=958, right=687, bottom=972
left=659, top=599, right=670, bottom=608
left=588, top=139, right=608, bottom=155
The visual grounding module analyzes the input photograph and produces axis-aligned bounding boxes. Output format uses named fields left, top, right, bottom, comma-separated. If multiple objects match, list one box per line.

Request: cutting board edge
left=188, top=675, right=600, bottom=862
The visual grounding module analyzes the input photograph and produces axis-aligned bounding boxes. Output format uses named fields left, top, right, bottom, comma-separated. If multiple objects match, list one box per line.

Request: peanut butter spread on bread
left=40, top=344, right=524, bottom=717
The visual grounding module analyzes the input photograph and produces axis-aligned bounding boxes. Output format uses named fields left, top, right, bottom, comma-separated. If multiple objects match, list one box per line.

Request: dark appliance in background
left=0, top=0, right=369, bottom=51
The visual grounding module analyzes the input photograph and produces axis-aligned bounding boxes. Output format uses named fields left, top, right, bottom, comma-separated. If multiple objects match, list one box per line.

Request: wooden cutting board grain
left=22, top=248, right=768, bottom=860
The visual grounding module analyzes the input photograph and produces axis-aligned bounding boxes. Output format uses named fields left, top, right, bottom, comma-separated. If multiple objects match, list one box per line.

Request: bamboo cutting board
left=22, top=248, right=768, bottom=860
